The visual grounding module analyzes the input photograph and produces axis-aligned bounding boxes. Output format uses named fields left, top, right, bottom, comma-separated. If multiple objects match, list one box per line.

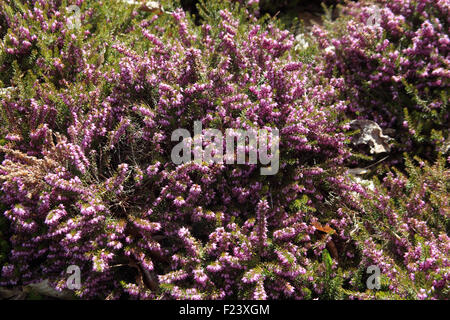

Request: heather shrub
left=0, top=0, right=178, bottom=90
left=0, top=0, right=364, bottom=299
left=313, top=0, right=449, bottom=163
left=0, top=0, right=448, bottom=301
left=344, top=155, right=449, bottom=299
left=307, top=1, right=450, bottom=299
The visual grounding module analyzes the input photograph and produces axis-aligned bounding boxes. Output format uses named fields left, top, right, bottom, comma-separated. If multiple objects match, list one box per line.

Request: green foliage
left=320, top=249, right=344, bottom=300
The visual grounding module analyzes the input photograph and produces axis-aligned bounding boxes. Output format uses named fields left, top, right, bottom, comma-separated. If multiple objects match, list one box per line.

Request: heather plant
left=0, top=0, right=448, bottom=301
left=0, top=0, right=366, bottom=299
left=344, top=155, right=449, bottom=299
left=313, top=0, right=449, bottom=163
left=303, top=155, right=450, bottom=300
left=0, top=0, right=177, bottom=89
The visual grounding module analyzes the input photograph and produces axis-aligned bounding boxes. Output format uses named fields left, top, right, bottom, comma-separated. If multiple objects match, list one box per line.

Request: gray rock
left=350, top=119, right=392, bottom=154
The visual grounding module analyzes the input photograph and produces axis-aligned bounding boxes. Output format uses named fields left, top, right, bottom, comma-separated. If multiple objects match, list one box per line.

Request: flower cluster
left=0, top=0, right=360, bottom=299
left=0, top=0, right=448, bottom=300
left=352, top=156, right=449, bottom=299
left=313, top=0, right=449, bottom=162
